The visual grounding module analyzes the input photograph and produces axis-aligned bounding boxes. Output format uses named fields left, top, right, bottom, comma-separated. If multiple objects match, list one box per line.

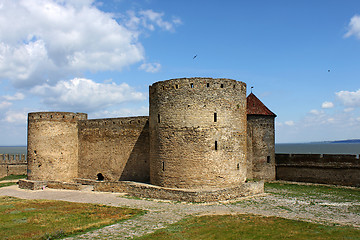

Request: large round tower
left=27, top=112, right=87, bottom=182
left=149, top=78, right=247, bottom=189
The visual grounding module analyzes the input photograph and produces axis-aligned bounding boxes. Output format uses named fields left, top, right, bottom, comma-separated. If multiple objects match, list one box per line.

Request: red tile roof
left=247, top=93, right=276, bottom=116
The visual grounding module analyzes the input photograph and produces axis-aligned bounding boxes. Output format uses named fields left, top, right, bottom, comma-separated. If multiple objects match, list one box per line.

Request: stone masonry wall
left=247, top=115, right=276, bottom=180
left=149, top=78, right=247, bottom=189
left=27, top=112, right=87, bottom=182
left=0, top=154, right=27, bottom=178
left=78, top=116, right=150, bottom=182
left=276, top=154, right=360, bottom=186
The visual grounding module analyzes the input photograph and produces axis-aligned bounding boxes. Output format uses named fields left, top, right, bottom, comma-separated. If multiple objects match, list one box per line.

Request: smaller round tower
left=27, top=112, right=87, bottom=182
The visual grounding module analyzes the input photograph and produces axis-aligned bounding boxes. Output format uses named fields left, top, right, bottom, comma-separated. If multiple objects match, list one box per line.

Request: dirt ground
left=0, top=182, right=359, bottom=239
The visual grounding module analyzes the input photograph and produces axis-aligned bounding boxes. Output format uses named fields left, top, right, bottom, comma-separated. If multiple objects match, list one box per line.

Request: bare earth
left=0, top=183, right=359, bottom=239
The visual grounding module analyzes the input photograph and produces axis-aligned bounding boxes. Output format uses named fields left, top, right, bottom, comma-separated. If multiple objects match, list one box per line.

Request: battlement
left=78, top=116, right=148, bottom=128
left=150, top=77, right=246, bottom=94
left=28, top=112, right=88, bottom=122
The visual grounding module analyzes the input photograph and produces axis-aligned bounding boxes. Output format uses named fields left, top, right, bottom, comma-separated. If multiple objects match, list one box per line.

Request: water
left=276, top=143, right=360, bottom=155
left=0, top=146, right=27, bottom=155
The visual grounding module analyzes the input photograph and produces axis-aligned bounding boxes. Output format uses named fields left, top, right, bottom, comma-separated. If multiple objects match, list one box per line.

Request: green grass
left=0, top=182, right=17, bottom=188
left=0, top=174, right=27, bottom=181
left=135, top=214, right=360, bottom=240
left=265, top=182, right=360, bottom=202
left=0, top=196, right=144, bottom=240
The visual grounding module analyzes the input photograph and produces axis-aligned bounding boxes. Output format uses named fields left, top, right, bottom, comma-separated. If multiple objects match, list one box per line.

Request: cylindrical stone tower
left=149, top=78, right=247, bottom=189
left=27, top=112, right=87, bottom=182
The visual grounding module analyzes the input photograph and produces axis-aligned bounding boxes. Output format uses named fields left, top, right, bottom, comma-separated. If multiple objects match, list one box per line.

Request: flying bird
left=193, top=55, right=197, bottom=59
left=328, top=69, right=330, bottom=72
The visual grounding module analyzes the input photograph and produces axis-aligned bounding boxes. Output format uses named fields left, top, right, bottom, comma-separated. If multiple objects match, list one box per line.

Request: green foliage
left=0, top=175, right=27, bottom=181
left=0, top=182, right=17, bottom=188
left=135, top=214, right=360, bottom=240
left=265, top=182, right=360, bottom=203
left=0, top=196, right=143, bottom=240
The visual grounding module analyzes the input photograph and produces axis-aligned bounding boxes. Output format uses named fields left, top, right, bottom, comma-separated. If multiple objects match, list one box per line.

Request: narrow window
left=190, top=83, right=194, bottom=88
left=215, top=141, right=218, bottom=150
left=175, top=84, right=179, bottom=89
left=233, top=85, right=236, bottom=89
left=158, top=114, right=161, bottom=123
left=34, top=150, right=37, bottom=155
left=237, top=163, right=240, bottom=170
left=207, top=83, right=210, bottom=88
left=162, top=161, right=165, bottom=171
left=214, top=112, right=217, bottom=122
left=50, top=115, right=53, bottom=118
left=267, top=156, right=271, bottom=163
left=220, top=84, right=224, bottom=88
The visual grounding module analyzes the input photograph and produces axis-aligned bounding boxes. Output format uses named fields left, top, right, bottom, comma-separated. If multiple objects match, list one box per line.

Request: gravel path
left=1, top=184, right=359, bottom=239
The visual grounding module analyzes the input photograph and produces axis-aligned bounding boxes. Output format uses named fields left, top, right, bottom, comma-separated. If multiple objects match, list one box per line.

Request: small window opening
left=237, top=163, right=240, bottom=170
left=215, top=141, right=218, bottom=150
left=97, top=173, right=104, bottom=181
left=50, top=115, right=53, bottom=118
left=207, top=83, right=210, bottom=88
left=220, top=84, right=224, bottom=88
left=175, top=84, right=179, bottom=89
left=72, top=116, right=75, bottom=119
left=233, top=85, right=236, bottom=89
left=158, top=114, right=161, bottom=123
left=267, top=156, right=271, bottom=163
left=162, top=86, right=165, bottom=90
left=190, top=83, right=194, bottom=88
left=40, top=115, right=42, bottom=118
left=162, top=161, right=165, bottom=171
left=63, top=115, right=65, bottom=118
left=214, top=112, right=217, bottom=122
left=34, top=150, right=37, bottom=155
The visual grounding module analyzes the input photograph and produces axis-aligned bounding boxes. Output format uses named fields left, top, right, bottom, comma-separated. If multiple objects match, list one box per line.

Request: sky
left=1, top=0, right=360, bottom=145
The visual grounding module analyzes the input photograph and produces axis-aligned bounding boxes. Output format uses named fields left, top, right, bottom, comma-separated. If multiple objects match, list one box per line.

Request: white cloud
left=344, top=15, right=360, bottom=39
left=344, top=108, right=354, bottom=113
left=284, top=120, right=294, bottom=126
left=91, top=106, right=149, bottom=119
left=309, top=109, right=323, bottom=115
left=3, top=92, right=25, bottom=101
left=31, top=78, right=146, bottom=112
left=139, top=62, right=161, bottom=73
left=0, top=1, right=180, bottom=88
left=0, top=101, right=12, bottom=109
left=335, top=89, right=360, bottom=107
left=138, top=10, right=182, bottom=32
left=5, top=110, right=27, bottom=123
left=321, top=101, right=334, bottom=109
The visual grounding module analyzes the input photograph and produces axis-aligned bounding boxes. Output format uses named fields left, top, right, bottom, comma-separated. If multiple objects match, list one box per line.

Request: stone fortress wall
left=21, top=77, right=276, bottom=202
left=247, top=116, right=276, bottom=180
left=0, top=154, right=27, bottom=178
left=78, top=116, right=150, bottom=182
left=149, top=78, right=248, bottom=189
left=276, top=153, right=360, bottom=187
left=27, top=112, right=87, bottom=182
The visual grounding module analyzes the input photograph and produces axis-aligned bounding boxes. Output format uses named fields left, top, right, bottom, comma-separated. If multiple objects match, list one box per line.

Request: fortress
left=21, top=77, right=277, bottom=202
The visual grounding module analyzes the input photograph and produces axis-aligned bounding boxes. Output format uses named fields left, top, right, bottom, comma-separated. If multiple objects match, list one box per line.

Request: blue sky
left=1, top=0, right=360, bottom=145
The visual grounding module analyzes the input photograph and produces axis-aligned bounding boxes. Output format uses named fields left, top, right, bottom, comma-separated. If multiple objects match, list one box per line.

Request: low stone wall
left=276, top=154, right=360, bottom=187
left=93, top=181, right=264, bottom=202
left=19, top=178, right=264, bottom=202
left=0, top=154, right=27, bottom=178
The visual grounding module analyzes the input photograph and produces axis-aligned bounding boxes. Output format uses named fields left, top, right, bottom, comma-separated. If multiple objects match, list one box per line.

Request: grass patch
left=0, top=182, right=17, bottom=188
left=265, top=182, right=360, bottom=202
left=0, top=174, right=26, bottom=181
left=0, top=196, right=143, bottom=240
left=135, top=214, right=360, bottom=240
